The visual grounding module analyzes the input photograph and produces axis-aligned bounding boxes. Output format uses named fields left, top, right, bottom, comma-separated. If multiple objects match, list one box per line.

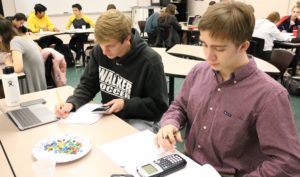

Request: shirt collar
left=212, top=55, right=257, bottom=84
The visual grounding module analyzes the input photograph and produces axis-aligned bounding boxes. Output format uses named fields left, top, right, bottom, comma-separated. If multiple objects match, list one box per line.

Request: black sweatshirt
left=67, top=29, right=169, bottom=122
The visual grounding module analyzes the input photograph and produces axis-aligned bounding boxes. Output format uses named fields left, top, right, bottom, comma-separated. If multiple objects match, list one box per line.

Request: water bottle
left=1, top=66, right=21, bottom=106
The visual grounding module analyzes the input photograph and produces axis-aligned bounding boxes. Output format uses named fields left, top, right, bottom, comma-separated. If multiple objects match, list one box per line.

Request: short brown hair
left=107, top=4, right=116, bottom=10
left=165, top=4, right=177, bottom=15
left=198, top=1, right=254, bottom=46
left=266, top=11, right=280, bottom=23
left=95, top=10, right=131, bottom=43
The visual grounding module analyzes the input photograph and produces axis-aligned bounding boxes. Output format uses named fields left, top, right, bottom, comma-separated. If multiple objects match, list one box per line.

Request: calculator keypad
left=154, top=154, right=183, bottom=170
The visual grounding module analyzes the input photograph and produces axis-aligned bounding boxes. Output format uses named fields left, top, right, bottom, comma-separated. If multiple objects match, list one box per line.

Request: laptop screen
left=187, top=16, right=195, bottom=25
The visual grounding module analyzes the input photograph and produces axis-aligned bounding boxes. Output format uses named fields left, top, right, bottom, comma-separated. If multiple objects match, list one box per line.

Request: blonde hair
left=95, top=10, right=131, bottom=43
left=291, top=5, right=300, bottom=12
left=199, top=1, right=255, bottom=46
left=266, top=11, right=280, bottom=23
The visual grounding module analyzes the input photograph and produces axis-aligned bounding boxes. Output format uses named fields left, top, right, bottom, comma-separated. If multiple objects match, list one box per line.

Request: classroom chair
left=138, top=20, right=147, bottom=39
left=269, top=48, right=295, bottom=82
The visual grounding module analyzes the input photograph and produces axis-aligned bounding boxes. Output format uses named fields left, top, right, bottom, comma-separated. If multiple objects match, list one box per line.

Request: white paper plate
left=32, top=133, right=92, bottom=163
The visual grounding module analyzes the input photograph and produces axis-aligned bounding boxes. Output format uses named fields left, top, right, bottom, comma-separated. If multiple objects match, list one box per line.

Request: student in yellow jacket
left=27, top=4, right=63, bottom=50
left=66, top=4, right=95, bottom=64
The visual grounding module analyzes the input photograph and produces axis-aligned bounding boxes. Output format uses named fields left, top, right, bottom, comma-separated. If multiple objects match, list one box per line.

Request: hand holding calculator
left=92, top=105, right=110, bottom=113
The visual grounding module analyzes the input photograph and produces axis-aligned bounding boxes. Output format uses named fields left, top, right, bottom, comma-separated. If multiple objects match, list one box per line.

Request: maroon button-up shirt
left=161, top=57, right=300, bottom=176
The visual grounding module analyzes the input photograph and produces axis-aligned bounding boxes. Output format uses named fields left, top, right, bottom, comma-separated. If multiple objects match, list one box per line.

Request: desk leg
left=291, top=48, right=300, bottom=76
left=169, top=76, right=175, bottom=105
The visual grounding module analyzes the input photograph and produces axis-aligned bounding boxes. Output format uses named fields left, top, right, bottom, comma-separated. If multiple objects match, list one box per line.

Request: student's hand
left=55, top=102, right=73, bottom=118
left=104, top=99, right=124, bottom=114
left=3, top=53, right=13, bottom=66
left=42, top=26, right=49, bottom=31
left=53, top=27, right=60, bottom=32
left=154, top=125, right=183, bottom=152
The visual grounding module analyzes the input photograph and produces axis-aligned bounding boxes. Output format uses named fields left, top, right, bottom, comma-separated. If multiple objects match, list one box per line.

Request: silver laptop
left=7, top=104, right=57, bottom=131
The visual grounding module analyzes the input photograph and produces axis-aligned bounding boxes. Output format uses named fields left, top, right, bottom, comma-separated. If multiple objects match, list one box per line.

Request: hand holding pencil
left=55, top=89, right=73, bottom=118
left=154, top=125, right=183, bottom=152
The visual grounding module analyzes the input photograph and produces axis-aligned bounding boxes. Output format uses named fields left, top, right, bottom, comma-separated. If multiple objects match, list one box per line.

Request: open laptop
left=187, top=16, right=195, bottom=25
left=7, top=104, right=58, bottom=131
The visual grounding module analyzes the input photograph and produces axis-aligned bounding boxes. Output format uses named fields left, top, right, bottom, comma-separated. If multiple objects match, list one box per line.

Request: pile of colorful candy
left=44, top=139, right=82, bottom=154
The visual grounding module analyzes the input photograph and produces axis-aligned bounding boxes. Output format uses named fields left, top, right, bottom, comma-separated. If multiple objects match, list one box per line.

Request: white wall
left=188, top=0, right=294, bottom=19
left=2, top=0, right=298, bottom=25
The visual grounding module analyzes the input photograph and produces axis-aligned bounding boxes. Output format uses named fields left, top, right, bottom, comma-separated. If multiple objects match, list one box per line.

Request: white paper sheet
left=98, top=130, right=220, bottom=177
left=58, top=103, right=102, bottom=125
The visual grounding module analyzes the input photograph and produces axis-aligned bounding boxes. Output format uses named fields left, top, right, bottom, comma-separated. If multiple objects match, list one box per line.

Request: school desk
left=167, top=44, right=280, bottom=74
left=0, top=140, right=14, bottom=177
left=152, top=47, right=202, bottom=103
left=0, top=86, right=138, bottom=177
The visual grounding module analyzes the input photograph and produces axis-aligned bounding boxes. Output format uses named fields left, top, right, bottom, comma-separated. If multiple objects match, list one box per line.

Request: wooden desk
left=168, top=44, right=280, bottom=74
left=152, top=47, right=202, bottom=103
left=0, top=140, right=14, bottom=177
left=0, top=86, right=138, bottom=177
left=28, top=28, right=95, bottom=67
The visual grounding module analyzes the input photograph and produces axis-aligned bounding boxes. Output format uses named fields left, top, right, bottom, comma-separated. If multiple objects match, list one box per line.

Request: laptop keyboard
left=9, top=108, right=42, bottom=128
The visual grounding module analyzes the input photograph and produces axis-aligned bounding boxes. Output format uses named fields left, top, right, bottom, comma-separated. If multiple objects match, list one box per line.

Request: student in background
left=209, top=1, right=216, bottom=6
left=156, top=4, right=181, bottom=48
left=145, top=7, right=166, bottom=45
left=155, top=2, right=300, bottom=177
left=6, top=13, right=31, bottom=35
left=66, top=3, right=95, bottom=65
left=277, top=5, right=300, bottom=32
left=56, top=10, right=169, bottom=131
left=106, top=4, right=116, bottom=10
left=27, top=3, right=63, bottom=50
left=0, top=18, right=47, bottom=93
left=253, top=11, right=290, bottom=60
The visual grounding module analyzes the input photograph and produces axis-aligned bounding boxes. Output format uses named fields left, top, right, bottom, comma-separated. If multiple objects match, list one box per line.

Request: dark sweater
left=67, top=28, right=169, bottom=122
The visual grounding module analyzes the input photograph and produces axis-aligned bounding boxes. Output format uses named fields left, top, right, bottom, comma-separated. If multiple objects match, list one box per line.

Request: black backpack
left=57, top=44, right=75, bottom=67
left=283, top=76, right=300, bottom=96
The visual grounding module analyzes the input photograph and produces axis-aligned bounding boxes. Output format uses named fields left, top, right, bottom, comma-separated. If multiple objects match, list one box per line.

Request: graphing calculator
left=136, top=154, right=187, bottom=177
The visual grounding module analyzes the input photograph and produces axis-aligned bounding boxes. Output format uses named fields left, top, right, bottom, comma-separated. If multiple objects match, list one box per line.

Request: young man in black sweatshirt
left=56, top=10, right=169, bottom=130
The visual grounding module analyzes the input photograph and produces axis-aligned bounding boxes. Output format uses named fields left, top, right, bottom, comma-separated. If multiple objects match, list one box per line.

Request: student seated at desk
left=56, top=10, right=168, bottom=131
left=6, top=13, right=31, bottom=35
left=145, top=7, right=165, bottom=45
left=155, top=4, right=181, bottom=49
left=253, top=11, right=290, bottom=60
left=0, top=18, right=47, bottom=93
left=155, top=2, right=300, bottom=177
left=277, top=5, right=300, bottom=33
left=66, top=4, right=95, bottom=64
left=27, top=4, right=63, bottom=50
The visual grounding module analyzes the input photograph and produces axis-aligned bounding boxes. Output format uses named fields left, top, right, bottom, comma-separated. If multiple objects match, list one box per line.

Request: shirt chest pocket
left=211, top=105, right=255, bottom=148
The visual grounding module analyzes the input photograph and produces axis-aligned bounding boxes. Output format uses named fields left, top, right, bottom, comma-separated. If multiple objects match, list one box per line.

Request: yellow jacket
left=66, top=15, right=95, bottom=29
left=27, top=12, right=55, bottom=33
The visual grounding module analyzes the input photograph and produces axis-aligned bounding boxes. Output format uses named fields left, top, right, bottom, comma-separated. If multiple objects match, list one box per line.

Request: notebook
left=7, top=104, right=57, bottom=131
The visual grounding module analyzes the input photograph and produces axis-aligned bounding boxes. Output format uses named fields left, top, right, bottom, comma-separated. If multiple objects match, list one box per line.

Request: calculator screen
left=142, top=164, right=158, bottom=174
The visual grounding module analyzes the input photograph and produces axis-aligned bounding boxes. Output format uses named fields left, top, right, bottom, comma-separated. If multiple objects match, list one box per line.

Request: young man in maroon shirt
left=155, top=2, right=300, bottom=177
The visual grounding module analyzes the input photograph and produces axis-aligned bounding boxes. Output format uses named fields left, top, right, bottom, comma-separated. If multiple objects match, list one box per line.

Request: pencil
left=56, top=89, right=63, bottom=108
